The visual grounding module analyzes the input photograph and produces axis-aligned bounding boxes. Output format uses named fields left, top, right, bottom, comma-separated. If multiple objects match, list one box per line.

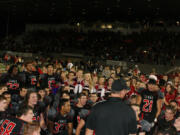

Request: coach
left=85, top=79, right=137, bottom=135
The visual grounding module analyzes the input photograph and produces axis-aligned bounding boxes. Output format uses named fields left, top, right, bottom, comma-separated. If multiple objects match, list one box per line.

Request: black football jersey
left=23, top=71, right=39, bottom=88
left=53, top=114, right=72, bottom=135
left=0, top=74, right=21, bottom=95
left=40, top=74, right=57, bottom=89
left=0, top=117, right=26, bottom=135
left=72, top=106, right=84, bottom=130
left=0, top=111, right=9, bottom=119
left=139, top=89, right=163, bottom=122
left=32, top=105, right=41, bottom=122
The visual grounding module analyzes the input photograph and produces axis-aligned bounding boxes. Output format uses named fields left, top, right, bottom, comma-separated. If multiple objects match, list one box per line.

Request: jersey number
left=0, top=120, right=16, bottom=135
left=54, top=123, right=66, bottom=133
left=142, top=99, right=153, bottom=112
left=31, top=78, right=37, bottom=85
left=7, top=82, right=19, bottom=90
left=48, top=80, right=55, bottom=89
left=77, top=116, right=81, bottom=123
left=32, top=116, right=40, bottom=121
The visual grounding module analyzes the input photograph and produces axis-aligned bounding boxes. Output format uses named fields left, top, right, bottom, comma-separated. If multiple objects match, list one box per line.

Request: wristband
left=154, top=118, right=157, bottom=123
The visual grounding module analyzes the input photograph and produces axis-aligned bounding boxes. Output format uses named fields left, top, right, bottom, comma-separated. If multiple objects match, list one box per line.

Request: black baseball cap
left=148, top=79, right=156, bottom=85
left=111, top=79, right=129, bottom=92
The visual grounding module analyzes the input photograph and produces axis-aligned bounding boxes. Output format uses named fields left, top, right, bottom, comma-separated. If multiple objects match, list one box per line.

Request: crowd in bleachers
left=1, top=29, right=180, bottom=65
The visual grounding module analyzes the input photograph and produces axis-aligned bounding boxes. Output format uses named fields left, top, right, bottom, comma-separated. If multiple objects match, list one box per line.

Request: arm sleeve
left=0, top=73, right=7, bottom=83
left=128, top=108, right=137, bottom=134
left=86, top=108, right=96, bottom=130
left=67, top=116, right=73, bottom=123
left=158, top=90, right=164, bottom=99
left=137, top=88, right=144, bottom=94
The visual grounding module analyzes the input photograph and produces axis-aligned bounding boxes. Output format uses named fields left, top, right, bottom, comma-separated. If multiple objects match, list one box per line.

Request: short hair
left=98, top=76, right=105, bottom=79
left=130, top=95, right=138, bottom=99
left=0, top=83, right=6, bottom=89
left=2, top=91, right=11, bottom=96
left=25, top=60, right=33, bottom=67
left=131, top=77, right=138, bottom=80
left=82, top=90, right=89, bottom=97
left=59, top=99, right=69, bottom=110
left=61, top=91, right=70, bottom=97
left=90, top=92, right=98, bottom=96
left=56, top=68, right=62, bottom=73
left=166, top=105, right=176, bottom=114
left=77, top=93, right=87, bottom=99
left=8, top=65, right=18, bottom=74
left=24, top=122, right=40, bottom=135
left=108, top=77, right=114, bottom=81
left=20, top=87, right=28, bottom=91
left=77, top=69, right=83, bottom=72
left=46, top=64, right=53, bottom=68
left=17, top=105, right=33, bottom=117
left=159, top=79, right=166, bottom=87
left=0, top=95, right=7, bottom=102
left=68, top=71, right=75, bottom=75
left=170, top=100, right=178, bottom=104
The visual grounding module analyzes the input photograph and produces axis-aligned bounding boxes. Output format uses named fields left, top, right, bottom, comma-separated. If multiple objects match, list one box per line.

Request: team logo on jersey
left=30, top=76, right=37, bottom=85
left=53, top=120, right=68, bottom=134
left=48, top=78, right=56, bottom=89
left=7, top=80, right=19, bottom=90
left=0, top=119, right=16, bottom=135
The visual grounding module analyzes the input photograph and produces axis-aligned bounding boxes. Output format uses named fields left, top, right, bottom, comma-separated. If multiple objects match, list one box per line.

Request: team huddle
left=0, top=60, right=180, bottom=135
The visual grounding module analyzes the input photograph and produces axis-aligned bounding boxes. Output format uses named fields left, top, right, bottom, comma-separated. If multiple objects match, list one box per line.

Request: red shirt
left=176, top=95, right=180, bottom=107
left=165, top=90, right=177, bottom=103
left=162, top=90, right=177, bottom=110
left=126, top=85, right=138, bottom=99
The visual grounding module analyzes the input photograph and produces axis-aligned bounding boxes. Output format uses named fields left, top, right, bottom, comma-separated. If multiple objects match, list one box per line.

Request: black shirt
left=23, top=71, right=39, bottom=88
left=32, top=105, right=42, bottom=122
left=0, top=117, right=27, bottom=135
left=72, top=106, right=84, bottom=130
left=86, top=97, right=137, bottom=135
left=139, top=89, right=163, bottom=122
left=40, top=74, right=58, bottom=90
left=157, top=116, right=175, bottom=131
left=0, top=111, right=9, bottom=118
left=0, top=73, right=21, bottom=95
left=79, top=108, right=91, bottom=135
left=52, top=113, right=72, bottom=135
